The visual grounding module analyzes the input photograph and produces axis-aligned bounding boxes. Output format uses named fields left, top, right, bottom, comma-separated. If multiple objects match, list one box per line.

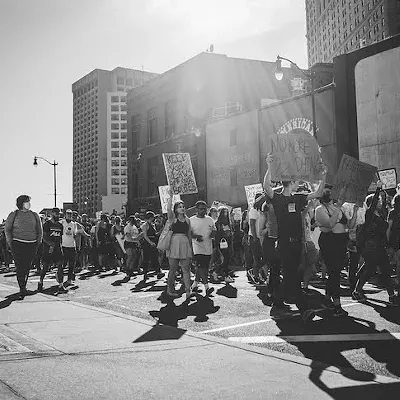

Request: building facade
left=72, top=67, right=157, bottom=216
left=126, top=52, right=314, bottom=214
left=306, top=0, right=400, bottom=66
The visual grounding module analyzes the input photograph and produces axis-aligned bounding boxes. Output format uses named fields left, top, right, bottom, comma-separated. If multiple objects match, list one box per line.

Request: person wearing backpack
left=5, top=195, right=43, bottom=299
left=352, top=181, right=399, bottom=305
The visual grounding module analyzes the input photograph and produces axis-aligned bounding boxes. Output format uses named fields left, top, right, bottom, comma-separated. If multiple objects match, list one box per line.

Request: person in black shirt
left=263, top=154, right=327, bottom=323
left=39, top=208, right=64, bottom=293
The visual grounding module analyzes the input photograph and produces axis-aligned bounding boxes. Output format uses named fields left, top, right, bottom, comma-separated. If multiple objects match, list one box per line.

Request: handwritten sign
left=158, top=185, right=181, bottom=214
left=332, top=154, right=377, bottom=206
left=378, top=168, right=397, bottom=190
left=211, top=200, right=232, bottom=213
left=162, top=153, right=198, bottom=195
left=244, top=183, right=263, bottom=209
left=268, top=133, right=323, bottom=182
left=232, top=207, right=242, bottom=221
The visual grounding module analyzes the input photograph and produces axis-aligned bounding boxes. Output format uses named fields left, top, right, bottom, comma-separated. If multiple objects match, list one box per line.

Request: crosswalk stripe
left=228, top=332, right=400, bottom=344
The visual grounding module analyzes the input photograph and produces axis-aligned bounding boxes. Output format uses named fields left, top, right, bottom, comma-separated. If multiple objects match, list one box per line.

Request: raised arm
left=306, top=163, right=328, bottom=201
left=167, top=187, right=175, bottom=222
left=263, top=154, right=274, bottom=199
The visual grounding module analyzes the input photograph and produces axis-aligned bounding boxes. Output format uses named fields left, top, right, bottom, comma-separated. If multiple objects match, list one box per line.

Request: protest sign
left=332, top=154, right=377, bottom=206
left=158, top=185, right=181, bottom=214
left=268, top=132, right=323, bottom=182
left=162, top=153, right=198, bottom=195
left=232, top=207, right=242, bottom=221
left=244, top=183, right=263, bottom=209
left=211, top=200, right=232, bottom=213
left=378, top=168, right=397, bottom=190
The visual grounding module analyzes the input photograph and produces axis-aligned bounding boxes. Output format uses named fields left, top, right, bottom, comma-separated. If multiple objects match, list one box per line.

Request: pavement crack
left=0, top=377, right=28, bottom=399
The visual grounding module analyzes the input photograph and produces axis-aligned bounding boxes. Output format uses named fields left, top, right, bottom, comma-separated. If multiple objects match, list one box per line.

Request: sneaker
left=58, top=286, right=68, bottom=294
left=225, top=276, right=234, bottom=284
left=321, top=297, right=336, bottom=310
left=352, top=290, right=367, bottom=303
left=37, top=282, right=43, bottom=292
left=247, top=270, right=256, bottom=284
left=157, top=272, right=165, bottom=279
left=301, top=309, right=316, bottom=323
left=332, top=306, right=348, bottom=317
left=206, top=287, right=215, bottom=297
left=65, top=280, right=73, bottom=287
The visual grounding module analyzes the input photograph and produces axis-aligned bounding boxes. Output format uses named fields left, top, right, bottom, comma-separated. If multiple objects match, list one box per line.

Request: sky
left=0, top=0, right=308, bottom=219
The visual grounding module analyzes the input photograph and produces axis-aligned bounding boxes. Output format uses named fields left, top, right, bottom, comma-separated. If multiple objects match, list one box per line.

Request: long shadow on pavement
left=133, top=323, right=187, bottom=342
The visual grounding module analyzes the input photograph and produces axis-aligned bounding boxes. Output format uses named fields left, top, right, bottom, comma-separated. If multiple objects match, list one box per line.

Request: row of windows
left=111, top=178, right=128, bottom=185
left=73, top=79, right=98, bottom=99
left=111, top=187, right=127, bottom=194
left=111, top=123, right=127, bottom=130
left=111, top=95, right=127, bottom=103
left=111, top=159, right=127, bottom=167
left=111, top=132, right=127, bottom=139
left=116, top=76, right=134, bottom=86
left=111, top=141, right=127, bottom=148
left=111, top=169, right=127, bottom=176
left=111, top=104, right=127, bottom=112
left=111, top=150, right=128, bottom=158
left=111, top=113, right=127, bottom=121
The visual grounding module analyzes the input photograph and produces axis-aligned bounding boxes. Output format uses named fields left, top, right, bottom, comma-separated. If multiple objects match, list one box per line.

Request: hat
left=65, top=209, right=73, bottom=214
left=52, top=207, right=60, bottom=213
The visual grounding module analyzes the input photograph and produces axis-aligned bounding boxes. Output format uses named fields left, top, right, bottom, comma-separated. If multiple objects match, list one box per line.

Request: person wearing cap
left=39, top=207, right=65, bottom=293
left=61, top=209, right=78, bottom=286
left=264, top=154, right=327, bottom=323
left=123, top=215, right=142, bottom=280
left=5, top=195, right=43, bottom=299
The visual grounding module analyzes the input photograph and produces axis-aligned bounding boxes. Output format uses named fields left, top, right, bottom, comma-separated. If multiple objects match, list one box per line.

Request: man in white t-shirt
left=61, top=210, right=78, bottom=286
left=190, top=200, right=216, bottom=296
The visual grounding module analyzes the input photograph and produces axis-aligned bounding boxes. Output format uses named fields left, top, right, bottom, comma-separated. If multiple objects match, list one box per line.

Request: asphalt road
left=1, top=265, right=400, bottom=380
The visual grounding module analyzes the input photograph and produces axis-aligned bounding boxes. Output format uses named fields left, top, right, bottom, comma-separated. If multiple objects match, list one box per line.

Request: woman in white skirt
left=166, top=188, right=193, bottom=301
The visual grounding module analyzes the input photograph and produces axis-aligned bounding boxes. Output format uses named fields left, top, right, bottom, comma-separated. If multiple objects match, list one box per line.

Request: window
left=111, top=141, right=119, bottom=148
left=121, top=150, right=127, bottom=158
left=121, top=187, right=127, bottom=194
left=147, top=156, right=158, bottom=195
left=111, top=151, right=119, bottom=157
left=131, top=113, right=142, bottom=150
left=111, top=123, right=119, bottom=130
left=120, top=141, right=127, bottom=148
left=111, top=188, right=120, bottom=194
left=117, top=87, right=125, bottom=92
left=126, top=78, right=133, bottom=87
left=111, top=96, right=119, bottom=103
left=147, top=108, right=157, bottom=144
left=111, top=105, right=119, bottom=112
left=121, top=178, right=127, bottom=185
left=111, top=178, right=120, bottom=185
left=121, top=123, right=127, bottom=130
left=120, top=96, right=126, bottom=102
left=120, top=104, right=127, bottom=111
left=230, top=168, right=238, bottom=187
left=111, top=169, right=120, bottom=176
left=121, top=159, right=127, bottom=166
left=121, top=169, right=127, bottom=176
left=111, top=160, right=120, bottom=167
left=230, top=128, right=238, bottom=147
left=164, top=99, right=176, bottom=139
left=111, top=114, right=119, bottom=121
left=120, top=131, right=127, bottom=139
left=111, top=132, right=119, bottom=139
left=120, top=114, right=127, bottom=121
left=117, top=76, right=124, bottom=85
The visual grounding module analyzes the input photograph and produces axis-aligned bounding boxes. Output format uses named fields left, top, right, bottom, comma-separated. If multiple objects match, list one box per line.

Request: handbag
left=157, top=220, right=173, bottom=251
left=219, top=237, right=228, bottom=249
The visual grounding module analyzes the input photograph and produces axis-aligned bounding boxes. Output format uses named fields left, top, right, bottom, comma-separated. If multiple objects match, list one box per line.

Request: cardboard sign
left=268, top=132, right=323, bottom=182
left=162, top=153, right=198, bottom=195
left=378, top=168, right=397, bottom=190
left=158, top=185, right=181, bottom=214
left=115, top=232, right=126, bottom=255
left=332, top=154, right=377, bottom=206
left=232, top=207, right=242, bottom=221
left=211, top=200, right=232, bottom=213
left=244, top=183, right=263, bottom=209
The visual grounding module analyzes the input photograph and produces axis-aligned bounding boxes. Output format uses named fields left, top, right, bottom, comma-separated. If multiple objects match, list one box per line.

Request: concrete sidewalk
left=0, top=282, right=399, bottom=399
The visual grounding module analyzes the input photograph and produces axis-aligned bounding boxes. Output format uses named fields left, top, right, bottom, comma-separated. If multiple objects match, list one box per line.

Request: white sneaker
left=225, top=276, right=234, bottom=283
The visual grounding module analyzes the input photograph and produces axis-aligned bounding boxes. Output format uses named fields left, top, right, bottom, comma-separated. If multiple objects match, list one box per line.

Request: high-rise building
left=305, top=0, right=400, bottom=66
left=72, top=67, right=157, bottom=216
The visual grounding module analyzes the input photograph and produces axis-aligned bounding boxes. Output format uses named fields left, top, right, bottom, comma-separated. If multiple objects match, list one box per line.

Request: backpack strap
left=11, top=210, right=18, bottom=232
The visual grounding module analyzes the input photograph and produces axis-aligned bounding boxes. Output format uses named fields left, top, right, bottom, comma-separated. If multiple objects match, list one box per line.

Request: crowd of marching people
left=1, top=158, right=400, bottom=322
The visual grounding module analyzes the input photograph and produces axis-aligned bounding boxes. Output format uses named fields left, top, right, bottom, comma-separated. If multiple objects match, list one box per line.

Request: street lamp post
left=274, top=55, right=318, bottom=139
left=33, top=156, right=58, bottom=208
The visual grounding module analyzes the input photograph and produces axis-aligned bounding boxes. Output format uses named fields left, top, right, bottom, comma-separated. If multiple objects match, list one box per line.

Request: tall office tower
left=72, top=67, right=157, bottom=216
left=305, top=0, right=400, bottom=66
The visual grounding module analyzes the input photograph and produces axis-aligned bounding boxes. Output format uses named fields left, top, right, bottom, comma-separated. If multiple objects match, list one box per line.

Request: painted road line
left=228, top=332, right=400, bottom=344
left=200, top=302, right=361, bottom=334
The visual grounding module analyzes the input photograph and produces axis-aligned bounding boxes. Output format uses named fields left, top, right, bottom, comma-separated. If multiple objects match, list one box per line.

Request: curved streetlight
left=274, top=55, right=317, bottom=139
left=33, top=156, right=58, bottom=208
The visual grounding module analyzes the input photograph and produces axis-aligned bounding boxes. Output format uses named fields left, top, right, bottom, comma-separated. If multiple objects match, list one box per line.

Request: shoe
left=247, top=270, right=256, bottom=284
left=301, top=309, right=316, bottom=323
left=206, top=287, right=215, bottom=297
left=57, top=286, right=68, bottom=294
left=157, top=272, right=165, bottom=279
left=321, top=297, right=336, bottom=310
left=352, top=290, right=367, bottom=303
left=389, top=295, right=400, bottom=306
left=225, top=276, right=234, bottom=284
left=191, top=285, right=200, bottom=293
left=332, top=306, right=348, bottom=317
left=17, top=291, right=25, bottom=300
left=37, top=282, right=43, bottom=292
left=65, top=280, right=73, bottom=287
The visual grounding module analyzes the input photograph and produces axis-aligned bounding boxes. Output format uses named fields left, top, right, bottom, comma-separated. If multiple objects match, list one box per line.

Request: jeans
left=142, top=243, right=160, bottom=275
left=62, top=247, right=77, bottom=281
left=194, top=254, right=211, bottom=284
left=262, top=237, right=281, bottom=296
left=125, top=242, right=139, bottom=276
left=11, top=240, right=38, bottom=291
left=250, top=236, right=263, bottom=277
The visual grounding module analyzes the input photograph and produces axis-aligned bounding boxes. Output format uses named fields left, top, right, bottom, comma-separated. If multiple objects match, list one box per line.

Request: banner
left=162, top=153, right=198, bottom=195
left=378, top=168, right=397, bottom=190
left=244, top=183, right=263, bottom=209
left=232, top=207, right=242, bottom=221
left=332, top=154, right=377, bottom=206
left=158, top=185, right=181, bottom=214
left=211, top=200, right=232, bottom=213
left=268, top=132, right=323, bottom=182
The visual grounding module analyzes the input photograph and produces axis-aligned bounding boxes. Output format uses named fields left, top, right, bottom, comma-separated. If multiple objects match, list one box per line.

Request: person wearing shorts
left=39, top=208, right=65, bottom=293
left=190, top=201, right=216, bottom=296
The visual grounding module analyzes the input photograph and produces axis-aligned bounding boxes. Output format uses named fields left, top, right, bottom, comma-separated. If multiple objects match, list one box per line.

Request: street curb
left=58, top=297, right=398, bottom=384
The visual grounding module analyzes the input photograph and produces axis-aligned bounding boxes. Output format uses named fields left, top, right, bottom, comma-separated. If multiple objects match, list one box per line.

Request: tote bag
left=157, top=220, right=173, bottom=251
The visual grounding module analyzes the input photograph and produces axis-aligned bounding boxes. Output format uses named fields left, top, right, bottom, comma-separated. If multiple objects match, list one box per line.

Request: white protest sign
left=378, top=168, right=397, bottom=190
left=158, top=185, right=181, bottom=214
left=211, top=200, right=232, bottom=213
left=232, top=207, right=242, bottom=221
left=244, top=183, right=263, bottom=209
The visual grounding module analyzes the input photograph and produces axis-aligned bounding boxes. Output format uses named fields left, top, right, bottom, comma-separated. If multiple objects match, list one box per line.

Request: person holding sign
left=263, top=154, right=327, bottom=323
left=166, top=188, right=193, bottom=301
left=315, top=185, right=359, bottom=317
